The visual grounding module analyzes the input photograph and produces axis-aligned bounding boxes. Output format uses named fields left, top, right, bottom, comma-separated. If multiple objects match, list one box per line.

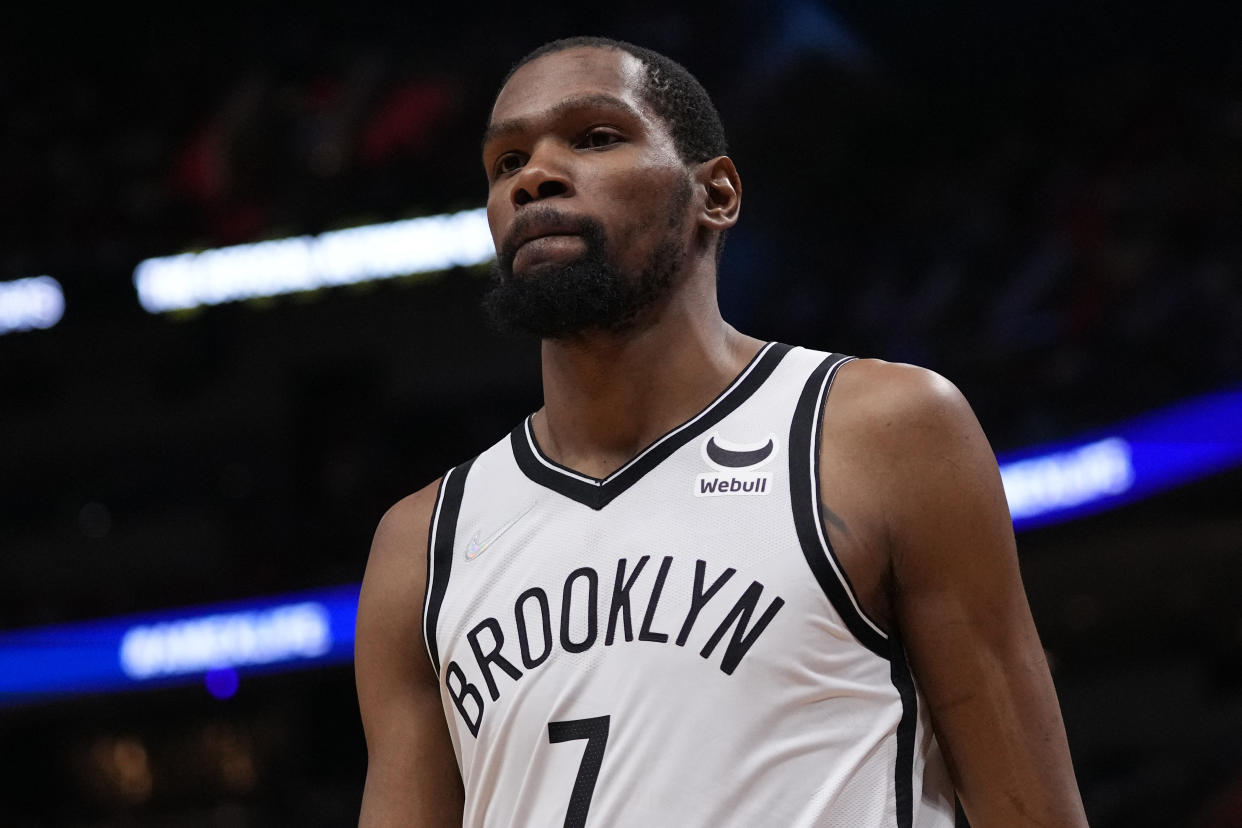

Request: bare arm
left=830, top=361, right=1088, bottom=827
left=355, top=481, right=464, bottom=826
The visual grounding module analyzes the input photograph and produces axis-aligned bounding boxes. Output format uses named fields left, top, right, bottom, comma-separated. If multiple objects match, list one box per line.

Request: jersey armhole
left=422, top=457, right=476, bottom=678
left=787, top=353, right=891, bottom=659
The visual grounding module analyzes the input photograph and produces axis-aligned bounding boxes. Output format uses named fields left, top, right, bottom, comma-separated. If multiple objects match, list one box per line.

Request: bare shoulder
left=371, top=478, right=444, bottom=558
left=825, top=357, right=990, bottom=474
left=367, top=481, right=442, bottom=566
left=821, top=356, right=1011, bottom=575
left=357, top=476, right=445, bottom=683
left=811, top=358, right=999, bottom=622
left=831, top=358, right=976, bottom=433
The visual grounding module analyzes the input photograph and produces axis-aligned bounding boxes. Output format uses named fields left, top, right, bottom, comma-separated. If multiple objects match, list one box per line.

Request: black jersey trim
left=510, top=341, right=794, bottom=510
left=788, top=352, right=890, bottom=659
left=421, top=457, right=475, bottom=678
left=890, top=632, right=918, bottom=828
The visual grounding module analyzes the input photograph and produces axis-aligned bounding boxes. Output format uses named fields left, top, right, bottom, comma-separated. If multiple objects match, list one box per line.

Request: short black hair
left=498, top=36, right=728, bottom=165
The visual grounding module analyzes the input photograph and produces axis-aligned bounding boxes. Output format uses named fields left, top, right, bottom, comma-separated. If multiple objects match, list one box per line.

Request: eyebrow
left=481, top=93, right=643, bottom=151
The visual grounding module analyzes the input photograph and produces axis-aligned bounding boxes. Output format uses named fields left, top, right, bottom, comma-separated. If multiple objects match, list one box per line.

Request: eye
left=577, top=128, right=623, bottom=150
left=494, top=152, right=525, bottom=177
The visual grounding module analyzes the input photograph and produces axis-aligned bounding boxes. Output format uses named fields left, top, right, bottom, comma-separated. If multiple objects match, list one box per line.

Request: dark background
left=2, top=1, right=1241, bottom=825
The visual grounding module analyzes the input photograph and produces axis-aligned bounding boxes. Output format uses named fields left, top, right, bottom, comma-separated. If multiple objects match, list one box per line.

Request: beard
left=481, top=185, right=690, bottom=340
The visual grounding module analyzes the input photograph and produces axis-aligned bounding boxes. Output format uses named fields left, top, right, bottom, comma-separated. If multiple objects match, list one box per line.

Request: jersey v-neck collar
left=508, top=341, right=793, bottom=510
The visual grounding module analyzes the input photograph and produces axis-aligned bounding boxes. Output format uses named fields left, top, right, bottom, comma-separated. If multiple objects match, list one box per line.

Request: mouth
left=511, top=233, right=586, bottom=273
left=509, top=217, right=588, bottom=253
left=501, top=211, right=595, bottom=273
left=516, top=231, right=579, bottom=251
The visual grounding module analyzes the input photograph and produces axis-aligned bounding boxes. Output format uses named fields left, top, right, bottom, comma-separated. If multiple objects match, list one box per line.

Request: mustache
left=498, top=208, right=605, bottom=269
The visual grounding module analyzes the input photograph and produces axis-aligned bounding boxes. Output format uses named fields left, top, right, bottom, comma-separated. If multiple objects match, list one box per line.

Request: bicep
left=881, top=371, right=1087, bottom=827
left=355, top=486, right=464, bottom=827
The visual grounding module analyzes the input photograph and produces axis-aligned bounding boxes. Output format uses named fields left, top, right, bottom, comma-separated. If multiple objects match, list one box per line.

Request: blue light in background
left=0, top=584, right=359, bottom=708
left=998, top=384, right=1242, bottom=531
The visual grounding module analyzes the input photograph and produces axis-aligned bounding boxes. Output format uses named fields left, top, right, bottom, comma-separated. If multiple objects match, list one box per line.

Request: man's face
left=480, top=47, right=695, bottom=337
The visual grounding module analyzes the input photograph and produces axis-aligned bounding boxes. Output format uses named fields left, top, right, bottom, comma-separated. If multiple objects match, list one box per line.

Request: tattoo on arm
left=820, top=500, right=851, bottom=536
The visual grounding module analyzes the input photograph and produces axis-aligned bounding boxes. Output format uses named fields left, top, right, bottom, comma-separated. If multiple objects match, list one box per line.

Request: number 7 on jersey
left=548, top=715, right=610, bottom=828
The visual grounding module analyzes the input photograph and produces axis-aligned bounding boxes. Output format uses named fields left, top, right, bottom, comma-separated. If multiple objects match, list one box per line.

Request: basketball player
left=355, top=36, right=1089, bottom=827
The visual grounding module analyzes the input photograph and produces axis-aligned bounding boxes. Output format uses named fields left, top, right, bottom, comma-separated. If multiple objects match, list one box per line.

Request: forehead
left=489, top=47, right=649, bottom=129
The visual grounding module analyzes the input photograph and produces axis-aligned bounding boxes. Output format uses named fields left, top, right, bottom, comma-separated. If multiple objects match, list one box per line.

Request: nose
left=511, top=145, right=572, bottom=207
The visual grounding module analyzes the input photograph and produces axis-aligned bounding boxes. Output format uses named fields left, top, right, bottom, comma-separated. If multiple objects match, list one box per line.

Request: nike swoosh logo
left=465, top=504, right=535, bottom=561
left=704, top=435, right=776, bottom=468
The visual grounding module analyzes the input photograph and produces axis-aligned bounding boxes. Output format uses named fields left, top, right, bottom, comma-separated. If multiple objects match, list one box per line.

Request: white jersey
left=423, top=343, right=956, bottom=828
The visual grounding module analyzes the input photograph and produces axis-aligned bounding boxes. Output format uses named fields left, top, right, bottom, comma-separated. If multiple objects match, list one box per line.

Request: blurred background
left=1, top=1, right=1240, bottom=825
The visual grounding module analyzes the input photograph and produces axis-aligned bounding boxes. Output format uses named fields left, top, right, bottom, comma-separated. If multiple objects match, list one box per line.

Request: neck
left=534, top=275, right=764, bottom=479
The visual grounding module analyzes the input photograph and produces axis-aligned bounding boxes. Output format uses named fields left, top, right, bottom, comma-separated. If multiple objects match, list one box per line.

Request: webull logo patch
left=695, top=433, right=778, bottom=497
left=696, top=475, right=771, bottom=496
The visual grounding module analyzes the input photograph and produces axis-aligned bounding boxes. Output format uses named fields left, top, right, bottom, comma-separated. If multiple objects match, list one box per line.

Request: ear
left=695, top=155, right=741, bottom=233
